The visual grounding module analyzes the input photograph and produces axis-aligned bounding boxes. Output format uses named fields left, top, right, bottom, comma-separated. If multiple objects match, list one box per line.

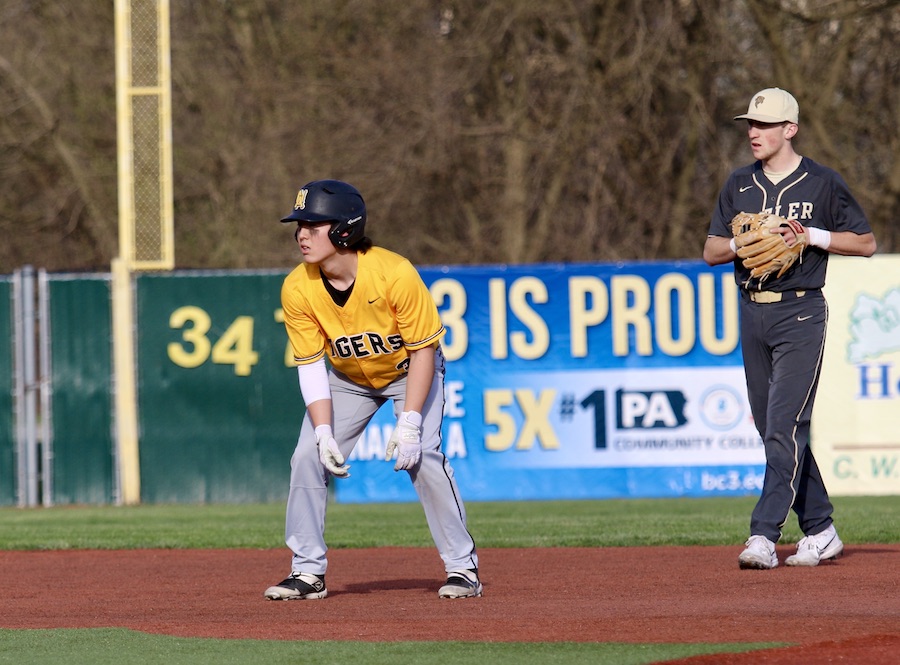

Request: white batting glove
left=385, top=411, right=423, bottom=471
left=315, top=425, right=350, bottom=478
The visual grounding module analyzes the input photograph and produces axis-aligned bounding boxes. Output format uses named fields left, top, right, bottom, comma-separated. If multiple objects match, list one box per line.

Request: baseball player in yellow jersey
left=264, top=180, right=481, bottom=601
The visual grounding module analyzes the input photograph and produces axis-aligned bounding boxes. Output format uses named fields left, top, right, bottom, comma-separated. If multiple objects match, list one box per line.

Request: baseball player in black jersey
left=704, top=88, right=876, bottom=569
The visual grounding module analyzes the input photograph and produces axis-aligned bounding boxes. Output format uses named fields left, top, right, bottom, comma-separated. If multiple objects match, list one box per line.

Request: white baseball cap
left=733, top=87, right=799, bottom=124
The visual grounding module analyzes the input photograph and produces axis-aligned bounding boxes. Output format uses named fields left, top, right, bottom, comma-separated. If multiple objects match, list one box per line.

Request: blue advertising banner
left=337, top=260, right=765, bottom=503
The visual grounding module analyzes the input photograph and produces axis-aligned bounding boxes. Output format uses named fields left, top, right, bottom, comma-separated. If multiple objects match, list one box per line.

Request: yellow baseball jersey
left=281, top=246, right=445, bottom=389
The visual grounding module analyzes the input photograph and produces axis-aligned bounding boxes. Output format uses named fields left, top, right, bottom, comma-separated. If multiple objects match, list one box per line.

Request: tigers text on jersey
left=709, top=156, right=872, bottom=291
left=281, top=246, right=445, bottom=390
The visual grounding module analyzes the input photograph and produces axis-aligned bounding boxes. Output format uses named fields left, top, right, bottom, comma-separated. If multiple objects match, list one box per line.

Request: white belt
left=747, top=290, right=806, bottom=303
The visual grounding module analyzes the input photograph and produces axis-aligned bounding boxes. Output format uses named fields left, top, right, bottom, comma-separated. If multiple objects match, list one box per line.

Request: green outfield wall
left=0, top=277, right=14, bottom=505
left=46, top=275, right=116, bottom=504
left=135, top=271, right=300, bottom=503
left=4, top=261, right=897, bottom=506
left=7, top=269, right=304, bottom=506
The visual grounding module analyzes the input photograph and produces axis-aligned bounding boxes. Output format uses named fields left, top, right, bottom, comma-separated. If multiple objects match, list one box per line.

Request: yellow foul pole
left=113, top=0, right=174, bottom=504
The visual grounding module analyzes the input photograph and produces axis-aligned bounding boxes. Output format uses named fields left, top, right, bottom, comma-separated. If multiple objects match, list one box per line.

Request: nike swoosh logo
left=798, top=315, right=813, bottom=322
left=739, top=185, right=753, bottom=192
left=368, top=297, right=381, bottom=304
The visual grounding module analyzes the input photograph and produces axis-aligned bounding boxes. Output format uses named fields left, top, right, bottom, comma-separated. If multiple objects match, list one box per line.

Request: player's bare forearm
left=306, top=399, right=333, bottom=429
left=825, top=231, right=876, bottom=257
left=703, top=235, right=736, bottom=266
left=403, top=344, right=436, bottom=414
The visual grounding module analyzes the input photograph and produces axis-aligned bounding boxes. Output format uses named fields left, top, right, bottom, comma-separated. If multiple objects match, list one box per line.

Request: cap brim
left=280, top=210, right=335, bottom=224
left=733, top=113, right=794, bottom=123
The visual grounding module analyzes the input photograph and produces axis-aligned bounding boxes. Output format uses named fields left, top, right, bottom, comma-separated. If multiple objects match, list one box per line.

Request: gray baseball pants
left=283, top=347, right=479, bottom=576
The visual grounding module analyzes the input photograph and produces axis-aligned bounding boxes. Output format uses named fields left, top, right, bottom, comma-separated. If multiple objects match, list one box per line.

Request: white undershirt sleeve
left=297, top=358, right=331, bottom=406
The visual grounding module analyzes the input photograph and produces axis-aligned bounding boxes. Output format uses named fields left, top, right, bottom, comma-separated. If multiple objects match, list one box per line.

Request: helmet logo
left=346, top=216, right=362, bottom=225
left=293, top=188, right=309, bottom=210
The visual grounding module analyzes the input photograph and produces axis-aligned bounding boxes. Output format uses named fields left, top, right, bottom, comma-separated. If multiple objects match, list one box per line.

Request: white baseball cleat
left=738, top=535, right=778, bottom=569
left=785, top=525, right=844, bottom=566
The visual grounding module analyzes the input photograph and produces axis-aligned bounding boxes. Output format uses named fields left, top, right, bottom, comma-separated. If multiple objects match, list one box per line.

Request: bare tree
left=0, top=2, right=117, bottom=271
left=1, top=0, right=896, bottom=272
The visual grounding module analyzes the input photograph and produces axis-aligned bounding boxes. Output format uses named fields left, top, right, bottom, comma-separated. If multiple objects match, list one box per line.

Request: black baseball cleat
left=438, top=568, right=483, bottom=599
left=264, top=572, right=327, bottom=600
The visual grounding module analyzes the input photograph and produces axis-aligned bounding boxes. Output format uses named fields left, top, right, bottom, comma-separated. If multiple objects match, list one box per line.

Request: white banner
left=816, top=255, right=900, bottom=496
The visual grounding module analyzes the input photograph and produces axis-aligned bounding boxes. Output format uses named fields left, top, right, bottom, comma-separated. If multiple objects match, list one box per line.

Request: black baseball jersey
left=709, top=157, right=872, bottom=291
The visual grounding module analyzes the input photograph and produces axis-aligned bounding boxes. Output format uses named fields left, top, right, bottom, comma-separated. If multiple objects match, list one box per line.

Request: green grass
left=0, top=629, right=782, bottom=665
left=1, top=496, right=895, bottom=664
left=0, top=495, right=897, bottom=550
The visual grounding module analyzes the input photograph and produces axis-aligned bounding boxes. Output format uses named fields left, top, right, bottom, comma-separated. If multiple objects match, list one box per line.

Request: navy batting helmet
left=280, top=179, right=367, bottom=248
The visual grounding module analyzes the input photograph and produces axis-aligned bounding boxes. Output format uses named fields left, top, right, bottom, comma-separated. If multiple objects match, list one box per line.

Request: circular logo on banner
left=699, top=385, right=744, bottom=430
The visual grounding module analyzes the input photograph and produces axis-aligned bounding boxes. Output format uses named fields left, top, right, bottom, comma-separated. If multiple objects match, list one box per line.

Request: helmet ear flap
left=327, top=213, right=365, bottom=248
left=328, top=225, right=349, bottom=248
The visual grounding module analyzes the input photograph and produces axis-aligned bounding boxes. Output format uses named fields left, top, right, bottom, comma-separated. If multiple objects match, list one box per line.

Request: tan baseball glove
left=730, top=212, right=808, bottom=284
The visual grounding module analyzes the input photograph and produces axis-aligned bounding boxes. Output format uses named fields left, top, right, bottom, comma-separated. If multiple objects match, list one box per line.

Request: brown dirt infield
left=2, top=545, right=898, bottom=663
